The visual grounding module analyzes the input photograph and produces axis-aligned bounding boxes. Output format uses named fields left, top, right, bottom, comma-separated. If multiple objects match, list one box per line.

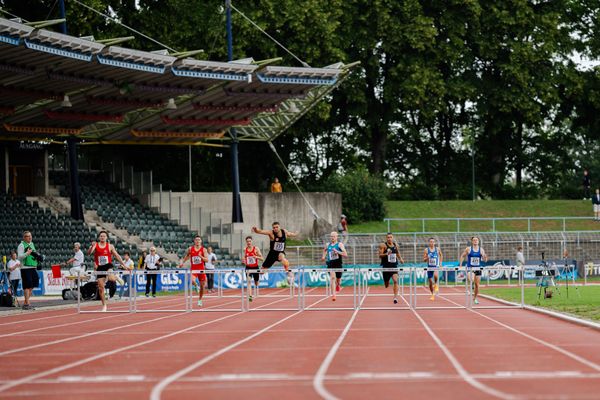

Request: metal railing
left=384, top=217, right=595, bottom=233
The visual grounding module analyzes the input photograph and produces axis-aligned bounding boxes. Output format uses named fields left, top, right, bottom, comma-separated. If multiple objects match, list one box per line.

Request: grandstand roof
left=0, top=17, right=355, bottom=146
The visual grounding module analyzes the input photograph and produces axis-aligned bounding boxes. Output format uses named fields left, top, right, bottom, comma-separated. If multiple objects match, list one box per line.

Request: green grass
left=351, top=200, right=597, bottom=233
left=481, top=286, right=600, bottom=321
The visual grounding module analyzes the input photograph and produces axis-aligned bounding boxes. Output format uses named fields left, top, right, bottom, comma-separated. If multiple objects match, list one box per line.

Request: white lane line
left=0, top=295, right=241, bottom=357
left=151, top=289, right=331, bottom=400
left=438, top=288, right=600, bottom=373
left=312, top=288, right=369, bottom=400
left=407, top=290, right=516, bottom=400
left=0, top=297, right=192, bottom=338
left=0, top=293, right=299, bottom=395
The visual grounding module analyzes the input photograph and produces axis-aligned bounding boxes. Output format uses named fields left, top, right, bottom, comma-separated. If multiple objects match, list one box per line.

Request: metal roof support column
left=227, top=0, right=243, bottom=223
left=67, top=137, right=84, bottom=220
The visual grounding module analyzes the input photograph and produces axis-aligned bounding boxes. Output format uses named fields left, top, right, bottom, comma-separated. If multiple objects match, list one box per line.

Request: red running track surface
left=0, top=286, right=599, bottom=400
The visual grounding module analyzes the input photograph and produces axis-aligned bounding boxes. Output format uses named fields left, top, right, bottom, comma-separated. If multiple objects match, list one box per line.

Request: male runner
left=87, top=231, right=125, bottom=312
left=179, top=235, right=208, bottom=307
left=252, top=222, right=298, bottom=284
left=423, top=238, right=443, bottom=300
left=459, top=236, right=488, bottom=305
left=321, top=231, right=347, bottom=301
left=379, top=233, right=404, bottom=304
left=243, top=236, right=263, bottom=302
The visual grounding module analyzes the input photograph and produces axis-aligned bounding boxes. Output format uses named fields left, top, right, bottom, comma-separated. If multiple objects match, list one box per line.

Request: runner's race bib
left=274, top=242, right=285, bottom=252
left=387, top=253, right=397, bottom=263
left=246, top=256, right=256, bottom=265
left=470, top=257, right=480, bottom=266
left=98, top=256, right=109, bottom=266
left=191, top=256, right=202, bottom=265
left=428, top=257, right=438, bottom=267
left=329, top=251, right=339, bottom=260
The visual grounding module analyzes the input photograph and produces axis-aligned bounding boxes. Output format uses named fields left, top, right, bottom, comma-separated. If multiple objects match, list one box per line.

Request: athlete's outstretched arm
left=251, top=227, right=271, bottom=236
left=422, top=248, right=429, bottom=262
left=284, top=230, right=299, bottom=238
left=458, top=247, right=469, bottom=267
left=87, top=242, right=97, bottom=256
left=255, top=247, right=264, bottom=261
left=438, top=247, right=444, bottom=264
left=110, top=245, right=125, bottom=266
left=179, top=248, right=191, bottom=267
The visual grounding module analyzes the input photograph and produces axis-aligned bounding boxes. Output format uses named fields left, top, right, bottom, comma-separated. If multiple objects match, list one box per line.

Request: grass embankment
left=481, top=286, right=600, bottom=322
left=352, top=200, right=596, bottom=233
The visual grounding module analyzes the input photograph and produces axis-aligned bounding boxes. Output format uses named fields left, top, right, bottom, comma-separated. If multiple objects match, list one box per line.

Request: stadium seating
left=50, top=171, right=239, bottom=266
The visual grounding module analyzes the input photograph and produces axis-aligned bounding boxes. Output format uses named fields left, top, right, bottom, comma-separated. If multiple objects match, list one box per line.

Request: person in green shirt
left=17, top=231, right=40, bottom=310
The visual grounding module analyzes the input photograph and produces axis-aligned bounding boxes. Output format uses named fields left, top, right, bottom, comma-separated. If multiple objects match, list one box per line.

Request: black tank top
left=381, top=242, right=399, bottom=267
left=270, top=229, right=287, bottom=252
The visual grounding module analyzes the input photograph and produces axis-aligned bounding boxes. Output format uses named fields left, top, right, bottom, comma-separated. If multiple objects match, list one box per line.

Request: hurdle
left=244, top=267, right=301, bottom=311
left=77, top=269, right=136, bottom=314
left=190, top=269, right=245, bottom=312
left=298, top=267, right=359, bottom=311
left=356, top=267, right=412, bottom=310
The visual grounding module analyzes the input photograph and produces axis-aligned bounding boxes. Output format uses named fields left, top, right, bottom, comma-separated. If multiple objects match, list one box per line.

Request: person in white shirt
left=7, top=251, right=21, bottom=296
left=144, top=247, right=161, bottom=297
left=205, top=246, right=218, bottom=293
left=516, top=246, right=525, bottom=269
left=65, top=242, right=85, bottom=277
left=118, top=251, right=135, bottom=298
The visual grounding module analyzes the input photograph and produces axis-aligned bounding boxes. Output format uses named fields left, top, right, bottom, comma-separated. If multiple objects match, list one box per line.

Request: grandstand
left=49, top=171, right=242, bottom=267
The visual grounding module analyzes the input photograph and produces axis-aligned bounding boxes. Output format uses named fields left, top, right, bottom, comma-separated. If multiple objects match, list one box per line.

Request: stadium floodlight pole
left=226, top=0, right=243, bottom=223
left=471, top=131, right=476, bottom=201
left=58, top=0, right=83, bottom=220
left=188, top=145, right=192, bottom=192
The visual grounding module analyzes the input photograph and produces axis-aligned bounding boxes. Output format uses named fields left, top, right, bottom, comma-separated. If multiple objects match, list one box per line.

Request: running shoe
left=152, top=294, right=156, bottom=298
left=474, top=299, right=479, bottom=305
left=101, top=304, right=107, bottom=312
left=434, top=284, right=439, bottom=293
left=430, top=295, right=435, bottom=301
left=145, top=294, right=149, bottom=297
left=336, top=283, right=341, bottom=292
left=393, top=298, right=398, bottom=304
left=332, top=296, right=336, bottom=302
left=248, top=295, right=253, bottom=302
left=197, top=299, right=203, bottom=307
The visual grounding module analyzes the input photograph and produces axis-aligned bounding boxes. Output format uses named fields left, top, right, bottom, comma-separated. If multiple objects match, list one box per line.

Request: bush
left=323, top=169, right=387, bottom=223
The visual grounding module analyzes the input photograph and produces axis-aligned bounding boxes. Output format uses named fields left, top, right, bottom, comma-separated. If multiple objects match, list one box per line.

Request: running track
left=0, top=286, right=599, bottom=400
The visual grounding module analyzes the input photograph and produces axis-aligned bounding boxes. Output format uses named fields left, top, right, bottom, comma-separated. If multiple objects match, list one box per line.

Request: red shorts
left=191, top=267, right=206, bottom=282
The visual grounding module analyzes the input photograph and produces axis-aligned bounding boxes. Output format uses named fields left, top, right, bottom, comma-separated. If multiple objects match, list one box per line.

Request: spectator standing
left=205, top=246, right=218, bottom=293
left=593, top=189, right=600, bottom=221
left=17, top=231, right=40, bottom=310
left=270, top=177, right=282, bottom=193
left=7, top=251, right=21, bottom=296
left=65, top=242, right=85, bottom=276
left=337, top=214, right=349, bottom=244
left=138, top=250, right=147, bottom=270
left=583, top=170, right=591, bottom=200
left=144, top=247, right=161, bottom=297
left=516, top=246, right=525, bottom=269
left=119, top=251, right=134, bottom=299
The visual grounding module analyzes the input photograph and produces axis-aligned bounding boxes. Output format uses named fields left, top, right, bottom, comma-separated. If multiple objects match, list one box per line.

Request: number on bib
left=191, top=256, right=202, bottom=265
left=428, top=257, right=438, bottom=267
left=328, top=251, right=339, bottom=260
left=387, top=253, right=397, bottom=263
left=98, top=256, right=109, bottom=266
left=273, top=242, right=285, bottom=252
left=246, top=256, right=256, bottom=265
left=470, top=257, right=480, bottom=266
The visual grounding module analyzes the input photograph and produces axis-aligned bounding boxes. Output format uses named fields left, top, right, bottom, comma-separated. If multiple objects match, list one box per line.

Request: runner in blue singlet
left=422, top=238, right=443, bottom=301
left=321, top=231, right=348, bottom=301
left=459, top=236, right=488, bottom=304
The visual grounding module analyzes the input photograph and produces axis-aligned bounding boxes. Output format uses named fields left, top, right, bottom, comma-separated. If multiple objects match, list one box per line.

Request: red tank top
left=95, top=242, right=111, bottom=266
left=189, top=246, right=205, bottom=271
left=245, top=246, right=259, bottom=268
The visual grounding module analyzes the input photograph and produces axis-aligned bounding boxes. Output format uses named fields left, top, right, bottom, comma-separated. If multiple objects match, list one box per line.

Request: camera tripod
left=0, top=261, right=20, bottom=307
left=537, top=252, right=560, bottom=300
left=559, top=257, right=581, bottom=299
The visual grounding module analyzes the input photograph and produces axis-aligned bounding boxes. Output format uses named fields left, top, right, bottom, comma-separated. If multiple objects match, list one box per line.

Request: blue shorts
left=427, top=268, right=438, bottom=279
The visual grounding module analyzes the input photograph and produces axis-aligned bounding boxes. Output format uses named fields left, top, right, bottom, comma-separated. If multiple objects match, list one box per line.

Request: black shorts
left=21, top=268, right=39, bottom=290
left=246, top=268, right=260, bottom=283
left=382, top=270, right=398, bottom=285
left=96, top=263, right=114, bottom=279
left=326, top=260, right=343, bottom=279
left=262, top=251, right=284, bottom=269
left=469, top=268, right=482, bottom=276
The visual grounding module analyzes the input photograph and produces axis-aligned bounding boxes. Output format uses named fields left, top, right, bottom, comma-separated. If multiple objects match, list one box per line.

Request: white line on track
left=0, top=295, right=242, bottom=357
left=437, top=288, right=600, bottom=372
left=0, top=296, right=193, bottom=338
left=0, top=289, right=314, bottom=395
left=312, top=288, right=369, bottom=400
left=405, top=290, right=516, bottom=400
left=150, top=288, right=332, bottom=400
